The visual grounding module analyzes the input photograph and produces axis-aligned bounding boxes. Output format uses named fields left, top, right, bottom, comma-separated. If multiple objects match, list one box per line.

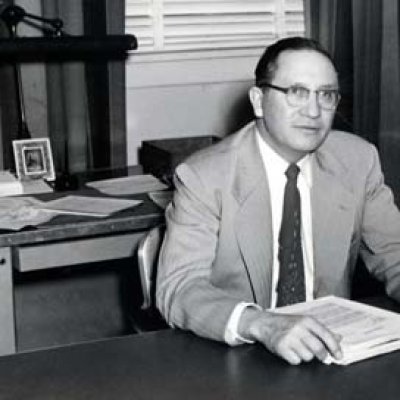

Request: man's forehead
left=273, top=49, right=338, bottom=84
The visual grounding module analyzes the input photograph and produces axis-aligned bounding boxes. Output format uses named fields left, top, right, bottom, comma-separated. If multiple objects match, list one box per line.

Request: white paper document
left=85, top=174, right=168, bottom=196
left=0, top=170, right=23, bottom=197
left=147, top=190, right=173, bottom=209
left=39, top=195, right=143, bottom=217
left=276, top=296, right=400, bottom=365
left=0, top=197, right=53, bottom=230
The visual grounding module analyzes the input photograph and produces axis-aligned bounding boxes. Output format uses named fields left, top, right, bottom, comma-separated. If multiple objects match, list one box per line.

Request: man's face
left=251, top=49, right=339, bottom=162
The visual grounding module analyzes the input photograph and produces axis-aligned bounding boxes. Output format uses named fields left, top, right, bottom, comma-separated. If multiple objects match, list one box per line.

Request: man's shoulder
left=319, top=130, right=380, bottom=175
left=183, top=121, right=255, bottom=169
left=322, top=130, right=377, bottom=158
left=173, top=122, right=257, bottom=190
left=324, top=130, right=374, bottom=150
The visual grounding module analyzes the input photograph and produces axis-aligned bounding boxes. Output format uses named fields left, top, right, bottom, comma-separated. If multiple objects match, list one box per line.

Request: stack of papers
left=0, top=195, right=143, bottom=230
left=39, top=195, right=143, bottom=217
left=277, top=296, right=400, bottom=365
left=148, top=190, right=173, bottom=209
left=0, top=197, right=52, bottom=230
left=85, top=174, right=168, bottom=196
left=22, top=179, right=53, bottom=194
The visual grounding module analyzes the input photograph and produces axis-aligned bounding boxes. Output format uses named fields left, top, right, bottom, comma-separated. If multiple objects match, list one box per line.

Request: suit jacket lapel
left=312, top=149, right=357, bottom=297
left=233, top=127, right=273, bottom=308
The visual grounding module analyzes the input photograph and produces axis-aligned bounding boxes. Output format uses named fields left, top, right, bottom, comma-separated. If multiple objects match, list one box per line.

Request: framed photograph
left=13, top=138, right=55, bottom=181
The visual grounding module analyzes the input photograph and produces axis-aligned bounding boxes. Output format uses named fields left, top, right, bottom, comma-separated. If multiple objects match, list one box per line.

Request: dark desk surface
left=0, top=324, right=400, bottom=400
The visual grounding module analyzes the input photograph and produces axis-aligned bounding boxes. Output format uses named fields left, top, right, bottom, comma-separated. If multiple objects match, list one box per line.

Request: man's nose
left=301, top=92, right=321, bottom=118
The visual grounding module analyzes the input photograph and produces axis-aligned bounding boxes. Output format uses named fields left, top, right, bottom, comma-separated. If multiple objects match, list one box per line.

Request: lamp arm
left=1, top=5, right=65, bottom=36
left=20, top=11, right=64, bottom=35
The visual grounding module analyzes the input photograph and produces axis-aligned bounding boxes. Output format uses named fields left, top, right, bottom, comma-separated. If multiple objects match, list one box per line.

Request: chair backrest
left=137, top=225, right=165, bottom=311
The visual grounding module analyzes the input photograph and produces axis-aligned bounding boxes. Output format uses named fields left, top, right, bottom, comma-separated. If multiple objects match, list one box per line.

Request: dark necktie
left=276, top=163, right=306, bottom=307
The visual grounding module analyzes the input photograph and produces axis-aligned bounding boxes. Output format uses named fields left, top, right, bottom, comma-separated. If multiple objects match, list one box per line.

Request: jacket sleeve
left=359, top=145, right=400, bottom=301
left=156, top=162, right=241, bottom=342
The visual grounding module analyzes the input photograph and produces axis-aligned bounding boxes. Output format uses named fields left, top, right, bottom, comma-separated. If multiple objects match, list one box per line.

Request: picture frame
left=12, top=138, right=55, bottom=181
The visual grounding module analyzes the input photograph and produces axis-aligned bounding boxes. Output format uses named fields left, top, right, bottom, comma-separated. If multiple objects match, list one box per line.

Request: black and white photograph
left=12, top=138, right=55, bottom=181
left=1, top=1, right=400, bottom=399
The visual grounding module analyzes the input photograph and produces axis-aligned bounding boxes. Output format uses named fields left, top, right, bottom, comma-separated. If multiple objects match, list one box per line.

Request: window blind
left=125, top=0, right=305, bottom=52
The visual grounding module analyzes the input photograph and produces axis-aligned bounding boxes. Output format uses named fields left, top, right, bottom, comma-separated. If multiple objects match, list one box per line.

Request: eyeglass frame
left=258, top=82, right=341, bottom=110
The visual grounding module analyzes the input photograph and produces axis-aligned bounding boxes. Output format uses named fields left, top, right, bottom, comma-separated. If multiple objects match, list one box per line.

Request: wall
left=125, top=49, right=262, bottom=165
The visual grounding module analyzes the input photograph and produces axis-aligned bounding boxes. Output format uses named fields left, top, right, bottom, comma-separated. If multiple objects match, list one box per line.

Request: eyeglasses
left=260, top=83, right=341, bottom=110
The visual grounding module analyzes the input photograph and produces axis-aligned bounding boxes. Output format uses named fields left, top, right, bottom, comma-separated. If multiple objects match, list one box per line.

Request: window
left=125, top=0, right=305, bottom=53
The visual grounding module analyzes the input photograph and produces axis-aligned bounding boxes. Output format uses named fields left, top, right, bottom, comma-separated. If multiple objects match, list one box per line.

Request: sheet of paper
left=276, top=296, right=400, bottom=365
left=85, top=174, right=168, bottom=196
left=0, top=196, right=53, bottom=230
left=0, top=170, right=24, bottom=197
left=22, top=179, right=53, bottom=194
left=39, top=195, right=143, bottom=217
left=147, top=190, right=173, bottom=209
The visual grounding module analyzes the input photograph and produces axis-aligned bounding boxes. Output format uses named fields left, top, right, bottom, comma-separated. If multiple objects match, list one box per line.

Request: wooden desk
left=0, top=327, right=399, bottom=400
left=0, top=186, right=164, bottom=356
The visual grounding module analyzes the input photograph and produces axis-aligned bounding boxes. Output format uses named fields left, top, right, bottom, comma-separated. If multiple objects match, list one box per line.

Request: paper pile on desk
left=277, top=296, right=400, bottom=365
left=85, top=174, right=168, bottom=196
left=0, top=197, right=53, bottom=230
left=147, top=190, right=173, bottom=209
left=0, top=195, right=143, bottom=230
left=38, top=195, right=143, bottom=217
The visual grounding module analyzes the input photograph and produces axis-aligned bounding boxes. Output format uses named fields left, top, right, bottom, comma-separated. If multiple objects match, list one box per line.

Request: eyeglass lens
left=287, top=86, right=339, bottom=109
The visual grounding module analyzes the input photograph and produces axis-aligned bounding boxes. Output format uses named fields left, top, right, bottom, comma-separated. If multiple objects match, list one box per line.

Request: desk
left=0, top=177, right=164, bottom=356
left=0, top=328, right=399, bottom=400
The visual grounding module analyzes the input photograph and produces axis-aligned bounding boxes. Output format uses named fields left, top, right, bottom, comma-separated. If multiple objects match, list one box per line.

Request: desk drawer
left=15, top=232, right=144, bottom=272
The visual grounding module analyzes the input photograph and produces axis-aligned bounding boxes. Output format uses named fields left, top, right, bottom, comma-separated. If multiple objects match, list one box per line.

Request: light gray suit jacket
left=156, top=121, right=400, bottom=342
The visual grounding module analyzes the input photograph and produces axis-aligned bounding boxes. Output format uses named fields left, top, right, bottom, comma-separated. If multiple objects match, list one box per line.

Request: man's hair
left=255, top=36, right=335, bottom=87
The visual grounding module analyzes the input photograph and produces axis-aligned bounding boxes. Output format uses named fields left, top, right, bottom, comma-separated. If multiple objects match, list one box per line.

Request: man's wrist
left=237, top=306, right=266, bottom=343
left=224, top=302, right=262, bottom=345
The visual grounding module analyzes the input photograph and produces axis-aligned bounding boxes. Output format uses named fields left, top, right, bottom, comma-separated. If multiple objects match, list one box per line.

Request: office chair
left=134, top=224, right=168, bottom=332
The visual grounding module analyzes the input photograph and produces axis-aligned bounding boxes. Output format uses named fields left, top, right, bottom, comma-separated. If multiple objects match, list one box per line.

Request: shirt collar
left=256, top=129, right=313, bottom=188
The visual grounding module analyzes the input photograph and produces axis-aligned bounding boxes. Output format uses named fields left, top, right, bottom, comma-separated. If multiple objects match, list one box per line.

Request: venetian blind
left=125, top=0, right=305, bottom=53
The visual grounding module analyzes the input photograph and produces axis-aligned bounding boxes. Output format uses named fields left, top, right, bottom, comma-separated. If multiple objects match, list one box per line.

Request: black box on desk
left=140, top=136, right=220, bottom=186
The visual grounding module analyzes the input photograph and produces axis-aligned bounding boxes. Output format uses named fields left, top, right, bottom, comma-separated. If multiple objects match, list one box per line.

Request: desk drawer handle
left=0, top=258, right=6, bottom=265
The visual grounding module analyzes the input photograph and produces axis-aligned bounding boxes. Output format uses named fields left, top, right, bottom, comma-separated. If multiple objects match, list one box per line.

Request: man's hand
left=238, top=308, right=342, bottom=365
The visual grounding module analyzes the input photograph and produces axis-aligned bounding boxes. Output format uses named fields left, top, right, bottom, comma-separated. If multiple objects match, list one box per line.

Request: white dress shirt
left=224, top=130, right=315, bottom=345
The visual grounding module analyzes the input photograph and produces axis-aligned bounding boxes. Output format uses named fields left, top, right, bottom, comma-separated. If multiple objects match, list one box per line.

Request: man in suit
left=156, top=37, right=400, bottom=364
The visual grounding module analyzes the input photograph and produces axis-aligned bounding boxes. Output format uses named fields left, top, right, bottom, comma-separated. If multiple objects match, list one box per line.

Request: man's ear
left=248, top=86, right=264, bottom=118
